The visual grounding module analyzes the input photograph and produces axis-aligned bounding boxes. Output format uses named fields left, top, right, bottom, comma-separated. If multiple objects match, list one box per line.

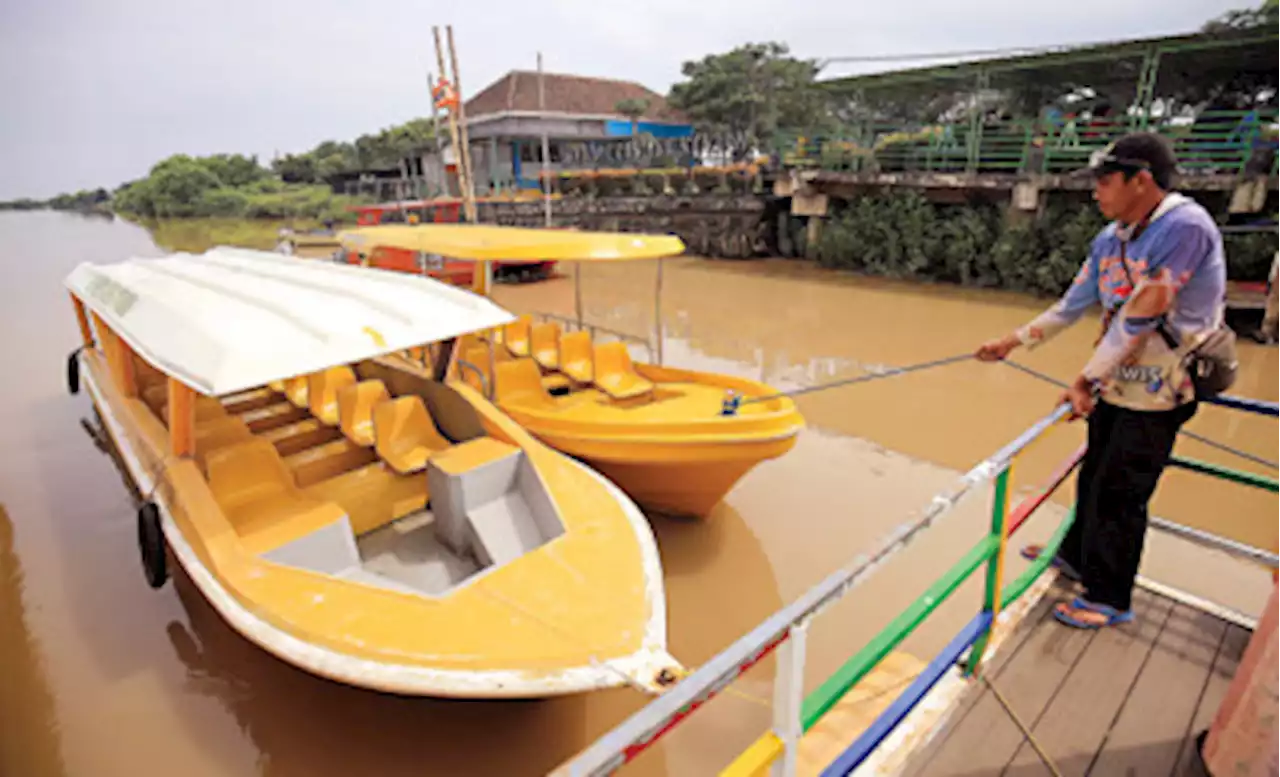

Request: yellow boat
left=64, top=246, right=678, bottom=697
left=335, top=224, right=805, bottom=518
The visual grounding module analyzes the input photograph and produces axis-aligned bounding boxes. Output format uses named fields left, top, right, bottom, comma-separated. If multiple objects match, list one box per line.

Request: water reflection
left=0, top=506, right=66, bottom=777
left=164, top=569, right=607, bottom=777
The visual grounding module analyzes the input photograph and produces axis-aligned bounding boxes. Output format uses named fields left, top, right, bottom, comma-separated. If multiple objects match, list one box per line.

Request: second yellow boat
left=336, top=224, right=805, bottom=518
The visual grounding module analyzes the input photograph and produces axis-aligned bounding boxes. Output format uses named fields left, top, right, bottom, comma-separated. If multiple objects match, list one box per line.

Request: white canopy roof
left=66, top=246, right=516, bottom=396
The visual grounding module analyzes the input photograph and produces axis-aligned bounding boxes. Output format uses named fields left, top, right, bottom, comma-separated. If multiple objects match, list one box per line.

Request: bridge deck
left=901, top=584, right=1249, bottom=777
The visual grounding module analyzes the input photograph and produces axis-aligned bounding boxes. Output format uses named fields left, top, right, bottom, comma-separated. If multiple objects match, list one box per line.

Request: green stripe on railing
left=966, top=467, right=1012, bottom=674
left=799, top=533, right=1000, bottom=730
left=1170, top=456, right=1279, bottom=492
left=1001, top=508, right=1077, bottom=606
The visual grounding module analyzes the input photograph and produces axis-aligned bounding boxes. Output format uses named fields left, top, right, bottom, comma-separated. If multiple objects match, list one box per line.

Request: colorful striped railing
left=551, top=391, right=1278, bottom=777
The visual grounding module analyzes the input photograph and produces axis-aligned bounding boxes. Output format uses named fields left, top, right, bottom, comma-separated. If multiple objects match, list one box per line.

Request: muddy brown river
left=1, top=211, right=1275, bottom=776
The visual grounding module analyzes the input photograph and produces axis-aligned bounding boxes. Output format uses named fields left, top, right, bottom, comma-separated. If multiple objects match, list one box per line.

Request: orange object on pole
left=432, top=78, right=458, bottom=111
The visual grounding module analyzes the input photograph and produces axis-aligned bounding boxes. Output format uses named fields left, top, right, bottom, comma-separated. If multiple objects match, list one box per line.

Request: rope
left=740, top=353, right=973, bottom=407
left=981, top=673, right=1064, bottom=777
left=1002, top=360, right=1277, bottom=469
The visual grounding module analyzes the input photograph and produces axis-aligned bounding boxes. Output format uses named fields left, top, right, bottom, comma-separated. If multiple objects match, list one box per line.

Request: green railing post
left=965, top=464, right=1010, bottom=677
left=1134, top=47, right=1162, bottom=131
left=966, top=69, right=989, bottom=173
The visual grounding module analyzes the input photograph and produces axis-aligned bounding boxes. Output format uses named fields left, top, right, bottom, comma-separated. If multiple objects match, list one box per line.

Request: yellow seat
left=495, top=359, right=556, bottom=408
left=455, top=332, right=485, bottom=359
left=284, top=375, right=310, bottom=409
left=308, top=366, right=357, bottom=426
left=372, top=395, right=452, bottom=474
left=503, top=314, right=533, bottom=357
left=460, top=345, right=511, bottom=395
left=193, top=416, right=255, bottom=474
left=559, top=330, right=594, bottom=384
left=593, top=342, right=654, bottom=400
left=335, top=380, right=390, bottom=447
left=268, top=380, right=286, bottom=392
left=204, top=438, right=348, bottom=553
left=530, top=322, right=561, bottom=370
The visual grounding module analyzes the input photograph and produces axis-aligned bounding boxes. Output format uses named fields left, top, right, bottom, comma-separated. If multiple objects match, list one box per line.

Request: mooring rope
left=981, top=673, right=1065, bottom=777
left=736, top=353, right=974, bottom=408
left=1004, top=360, right=1278, bottom=470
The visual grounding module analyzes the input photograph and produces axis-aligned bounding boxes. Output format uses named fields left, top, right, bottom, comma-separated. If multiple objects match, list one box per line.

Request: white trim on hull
left=81, top=357, right=676, bottom=698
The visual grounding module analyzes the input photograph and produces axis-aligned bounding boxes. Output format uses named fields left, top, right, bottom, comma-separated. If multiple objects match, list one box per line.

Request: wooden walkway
left=902, top=584, right=1250, bottom=777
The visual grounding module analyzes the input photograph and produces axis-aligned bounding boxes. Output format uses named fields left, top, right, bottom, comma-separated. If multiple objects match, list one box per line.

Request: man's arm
left=1079, top=222, right=1211, bottom=382
left=1016, top=255, right=1101, bottom=348
left=975, top=252, right=1099, bottom=361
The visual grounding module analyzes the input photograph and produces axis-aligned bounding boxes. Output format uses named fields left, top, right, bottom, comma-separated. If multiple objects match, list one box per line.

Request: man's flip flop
left=1020, top=544, right=1082, bottom=582
left=1053, top=597, right=1133, bottom=629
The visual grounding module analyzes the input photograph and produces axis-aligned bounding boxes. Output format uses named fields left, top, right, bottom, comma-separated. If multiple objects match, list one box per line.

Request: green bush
left=1223, top=231, right=1277, bottom=282
left=815, top=191, right=1274, bottom=296
left=196, top=188, right=250, bottom=217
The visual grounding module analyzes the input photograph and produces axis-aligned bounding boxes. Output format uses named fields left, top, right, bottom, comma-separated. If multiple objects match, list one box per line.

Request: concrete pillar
left=488, top=136, right=499, bottom=193
left=805, top=217, right=823, bottom=259
left=1229, top=177, right=1269, bottom=215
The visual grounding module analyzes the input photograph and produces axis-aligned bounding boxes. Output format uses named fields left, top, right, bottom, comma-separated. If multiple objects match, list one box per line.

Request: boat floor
left=901, top=584, right=1249, bottom=777
left=349, top=511, right=480, bottom=596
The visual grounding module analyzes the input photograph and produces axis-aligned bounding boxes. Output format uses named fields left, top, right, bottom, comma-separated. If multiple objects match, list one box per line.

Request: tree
left=200, top=154, right=267, bottom=188
left=272, top=153, right=319, bottom=184
left=667, top=42, right=828, bottom=150
left=614, top=97, right=650, bottom=137
left=1202, top=0, right=1278, bottom=32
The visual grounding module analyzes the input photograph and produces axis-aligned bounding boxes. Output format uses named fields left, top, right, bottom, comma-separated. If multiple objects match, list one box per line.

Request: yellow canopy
left=336, top=224, right=685, bottom=263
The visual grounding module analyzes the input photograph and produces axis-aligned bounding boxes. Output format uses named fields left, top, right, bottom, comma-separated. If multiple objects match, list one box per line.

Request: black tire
left=137, top=502, right=168, bottom=589
left=66, top=349, right=81, bottom=395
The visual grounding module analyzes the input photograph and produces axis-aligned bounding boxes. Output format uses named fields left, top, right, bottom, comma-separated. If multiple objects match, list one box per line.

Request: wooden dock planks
left=1169, top=625, right=1252, bottom=777
left=1090, top=604, right=1228, bottom=776
left=904, top=589, right=1094, bottom=777
left=1001, top=588, right=1174, bottom=776
left=899, top=586, right=1251, bottom=777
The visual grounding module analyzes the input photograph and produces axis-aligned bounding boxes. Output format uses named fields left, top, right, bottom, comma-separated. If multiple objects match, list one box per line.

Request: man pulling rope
left=975, top=132, right=1233, bottom=631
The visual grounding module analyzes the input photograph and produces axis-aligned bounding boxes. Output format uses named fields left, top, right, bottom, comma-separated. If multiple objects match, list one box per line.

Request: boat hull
left=576, top=442, right=796, bottom=518
left=477, top=361, right=803, bottom=518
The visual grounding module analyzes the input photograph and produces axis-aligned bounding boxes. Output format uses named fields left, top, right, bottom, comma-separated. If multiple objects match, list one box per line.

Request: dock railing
left=550, top=392, right=1279, bottom=777
left=779, top=109, right=1279, bottom=179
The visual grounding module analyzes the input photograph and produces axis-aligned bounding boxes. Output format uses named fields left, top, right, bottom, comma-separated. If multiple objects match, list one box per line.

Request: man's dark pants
left=1057, top=398, right=1197, bottom=612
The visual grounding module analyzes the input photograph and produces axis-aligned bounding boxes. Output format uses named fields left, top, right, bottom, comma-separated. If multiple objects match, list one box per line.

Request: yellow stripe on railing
left=719, top=732, right=784, bottom=777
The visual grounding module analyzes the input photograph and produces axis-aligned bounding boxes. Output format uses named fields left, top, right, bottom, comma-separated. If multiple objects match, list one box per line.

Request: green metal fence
left=779, top=109, right=1279, bottom=178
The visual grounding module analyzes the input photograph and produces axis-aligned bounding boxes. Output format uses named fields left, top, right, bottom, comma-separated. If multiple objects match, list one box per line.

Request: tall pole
left=538, top=52, right=552, bottom=228
left=445, top=25, right=489, bottom=296
left=432, top=27, right=473, bottom=212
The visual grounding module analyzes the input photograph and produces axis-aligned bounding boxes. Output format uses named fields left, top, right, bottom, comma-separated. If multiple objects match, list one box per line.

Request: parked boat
left=334, top=224, right=805, bottom=517
left=64, top=246, right=678, bottom=697
left=342, top=200, right=557, bottom=284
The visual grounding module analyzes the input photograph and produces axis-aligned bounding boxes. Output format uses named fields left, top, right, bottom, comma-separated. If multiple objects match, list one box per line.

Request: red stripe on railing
left=621, top=630, right=791, bottom=765
left=1006, top=444, right=1086, bottom=537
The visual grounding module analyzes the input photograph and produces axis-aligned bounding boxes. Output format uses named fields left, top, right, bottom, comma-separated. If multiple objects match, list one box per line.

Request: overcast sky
left=0, top=0, right=1247, bottom=200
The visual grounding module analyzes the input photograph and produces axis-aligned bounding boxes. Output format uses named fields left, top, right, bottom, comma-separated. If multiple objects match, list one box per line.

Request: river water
left=1, top=211, right=1275, bottom=777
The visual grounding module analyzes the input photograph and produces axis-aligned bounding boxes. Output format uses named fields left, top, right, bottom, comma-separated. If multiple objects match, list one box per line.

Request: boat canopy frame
left=336, top=223, right=686, bottom=370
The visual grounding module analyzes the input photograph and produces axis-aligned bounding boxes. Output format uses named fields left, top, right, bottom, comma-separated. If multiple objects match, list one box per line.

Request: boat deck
left=544, top=382, right=772, bottom=420
left=903, top=585, right=1249, bottom=777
